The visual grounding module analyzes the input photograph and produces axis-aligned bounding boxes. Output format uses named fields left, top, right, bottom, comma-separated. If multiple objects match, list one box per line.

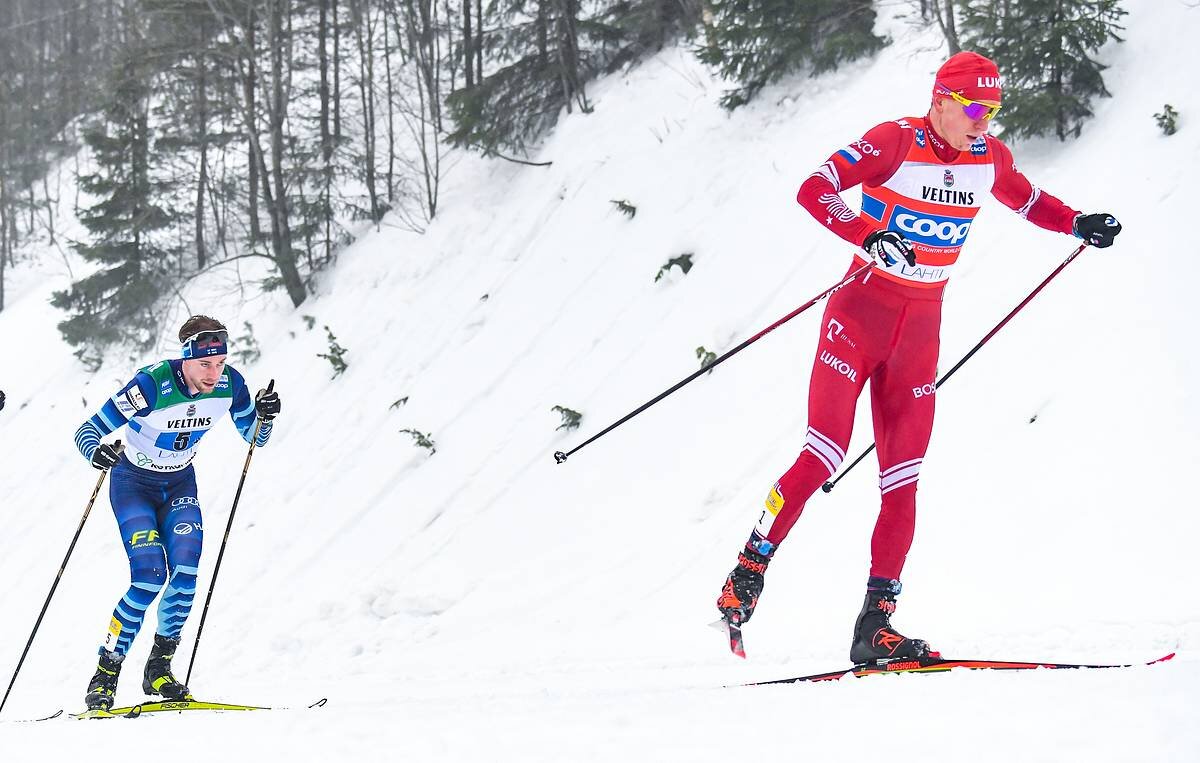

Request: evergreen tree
left=447, top=0, right=593, bottom=155
left=448, top=0, right=697, bottom=155
left=698, top=0, right=886, bottom=110
left=52, top=35, right=183, bottom=354
left=143, top=0, right=244, bottom=271
left=959, top=0, right=1126, bottom=141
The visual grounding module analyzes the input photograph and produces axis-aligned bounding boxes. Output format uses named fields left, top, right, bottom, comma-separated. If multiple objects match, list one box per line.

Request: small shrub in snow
left=317, top=325, right=349, bottom=378
left=552, top=405, right=582, bottom=431
left=301, top=315, right=316, bottom=330
left=1154, top=104, right=1178, bottom=136
left=696, top=346, right=717, bottom=374
left=390, top=396, right=410, bottom=410
left=610, top=199, right=637, bottom=218
left=399, top=428, right=436, bottom=454
left=655, top=253, right=694, bottom=282
left=234, top=321, right=262, bottom=365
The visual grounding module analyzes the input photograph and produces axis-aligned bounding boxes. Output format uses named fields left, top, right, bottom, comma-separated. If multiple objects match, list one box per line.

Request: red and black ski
left=747, top=652, right=1176, bottom=685
left=726, top=619, right=746, bottom=659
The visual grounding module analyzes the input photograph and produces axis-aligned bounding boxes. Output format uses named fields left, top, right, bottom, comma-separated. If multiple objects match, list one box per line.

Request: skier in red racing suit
left=716, top=51, right=1123, bottom=664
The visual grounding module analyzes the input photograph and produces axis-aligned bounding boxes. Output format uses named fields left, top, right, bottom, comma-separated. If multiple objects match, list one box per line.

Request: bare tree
left=349, top=0, right=383, bottom=221
left=932, top=0, right=962, bottom=54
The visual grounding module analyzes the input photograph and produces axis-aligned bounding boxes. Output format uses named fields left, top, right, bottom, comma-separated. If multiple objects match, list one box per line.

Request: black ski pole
left=0, top=441, right=123, bottom=716
left=554, top=262, right=876, bottom=464
left=822, top=242, right=1089, bottom=493
left=185, top=381, right=272, bottom=686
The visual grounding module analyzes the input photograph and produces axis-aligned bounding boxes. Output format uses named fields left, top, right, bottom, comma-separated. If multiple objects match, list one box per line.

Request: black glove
left=1073, top=213, right=1122, bottom=248
left=91, top=441, right=122, bottom=471
left=863, top=230, right=917, bottom=268
left=255, top=379, right=280, bottom=421
left=0, top=390, right=5, bottom=411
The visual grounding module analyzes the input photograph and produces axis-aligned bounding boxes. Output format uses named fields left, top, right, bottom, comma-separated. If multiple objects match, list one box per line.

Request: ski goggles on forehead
left=936, top=84, right=1001, bottom=121
left=181, top=329, right=229, bottom=359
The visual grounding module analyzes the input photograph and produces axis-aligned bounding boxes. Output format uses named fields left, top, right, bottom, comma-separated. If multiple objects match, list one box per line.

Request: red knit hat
left=934, top=51, right=1002, bottom=104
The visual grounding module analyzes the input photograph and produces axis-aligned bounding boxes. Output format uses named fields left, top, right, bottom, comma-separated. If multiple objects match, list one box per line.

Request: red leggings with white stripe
left=753, top=263, right=942, bottom=580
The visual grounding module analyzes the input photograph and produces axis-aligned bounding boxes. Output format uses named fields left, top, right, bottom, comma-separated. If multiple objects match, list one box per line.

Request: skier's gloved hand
left=863, top=230, right=917, bottom=268
left=90, top=442, right=121, bottom=471
left=0, top=390, right=5, bottom=411
left=255, top=381, right=280, bottom=421
left=1073, top=213, right=1122, bottom=248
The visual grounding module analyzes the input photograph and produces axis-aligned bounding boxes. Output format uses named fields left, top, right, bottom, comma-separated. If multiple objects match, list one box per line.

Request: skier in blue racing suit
left=75, top=315, right=281, bottom=710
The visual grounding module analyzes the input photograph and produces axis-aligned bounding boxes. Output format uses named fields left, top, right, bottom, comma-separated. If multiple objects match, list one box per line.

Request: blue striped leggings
left=102, top=459, right=204, bottom=656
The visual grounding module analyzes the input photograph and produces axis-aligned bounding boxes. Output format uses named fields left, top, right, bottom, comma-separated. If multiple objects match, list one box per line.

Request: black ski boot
left=849, top=577, right=936, bottom=664
left=716, top=537, right=775, bottom=625
left=85, top=649, right=124, bottom=710
left=142, top=634, right=192, bottom=700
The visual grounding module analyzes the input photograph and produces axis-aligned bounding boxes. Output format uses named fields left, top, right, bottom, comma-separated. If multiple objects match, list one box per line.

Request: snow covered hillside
left=2, top=4, right=1198, bottom=760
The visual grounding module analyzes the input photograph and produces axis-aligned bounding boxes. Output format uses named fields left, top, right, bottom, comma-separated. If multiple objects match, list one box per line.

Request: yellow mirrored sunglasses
left=936, top=83, right=1002, bottom=121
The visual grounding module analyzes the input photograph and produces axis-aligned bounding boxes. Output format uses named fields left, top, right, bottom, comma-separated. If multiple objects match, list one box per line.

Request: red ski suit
left=753, top=116, right=1079, bottom=580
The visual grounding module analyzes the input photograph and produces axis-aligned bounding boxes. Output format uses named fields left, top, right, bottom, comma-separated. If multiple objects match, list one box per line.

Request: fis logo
left=756, top=485, right=786, bottom=535
left=891, top=205, right=972, bottom=246
left=173, top=522, right=202, bottom=535
left=105, top=617, right=122, bottom=648
left=914, top=128, right=927, bottom=149
left=764, top=485, right=785, bottom=517
left=129, top=529, right=161, bottom=546
left=819, top=351, right=857, bottom=383
left=160, top=379, right=173, bottom=396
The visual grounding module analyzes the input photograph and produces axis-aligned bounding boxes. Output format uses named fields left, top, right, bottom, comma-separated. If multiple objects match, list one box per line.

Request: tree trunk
left=351, top=0, right=380, bottom=221
left=245, top=3, right=261, bottom=243
left=0, top=175, right=6, bottom=313
left=319, top=0, right=334, bottom=263
left=474, top=0, right=482, bottom=83
left=934, top=0, right=961, bottom=55
left=462, top=0, right=473, bottom=89
left=383, top=7, right=397, bottom=205
left=333, top=0, right=342, bottom=143
left=195, top=28, right=209, bottom=269
left=268, top=0, right=304, bottom=306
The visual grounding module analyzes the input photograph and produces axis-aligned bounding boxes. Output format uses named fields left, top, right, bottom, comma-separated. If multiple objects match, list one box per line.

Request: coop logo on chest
left=890, top=204, right=972, bottom=246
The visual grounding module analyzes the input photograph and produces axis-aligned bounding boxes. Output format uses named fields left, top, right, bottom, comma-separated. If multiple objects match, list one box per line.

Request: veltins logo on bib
left=889, top=204, right=972, bottom=247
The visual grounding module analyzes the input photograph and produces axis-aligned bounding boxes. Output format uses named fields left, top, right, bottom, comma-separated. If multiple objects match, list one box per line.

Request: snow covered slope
left=2, top=4, right=1198, bottom=760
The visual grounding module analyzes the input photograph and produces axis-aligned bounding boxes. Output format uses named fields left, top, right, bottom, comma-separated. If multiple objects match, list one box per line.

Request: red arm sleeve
left=987, top=136, right=1080, bottom=235
left=796, top=121, right=908, bottom=248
